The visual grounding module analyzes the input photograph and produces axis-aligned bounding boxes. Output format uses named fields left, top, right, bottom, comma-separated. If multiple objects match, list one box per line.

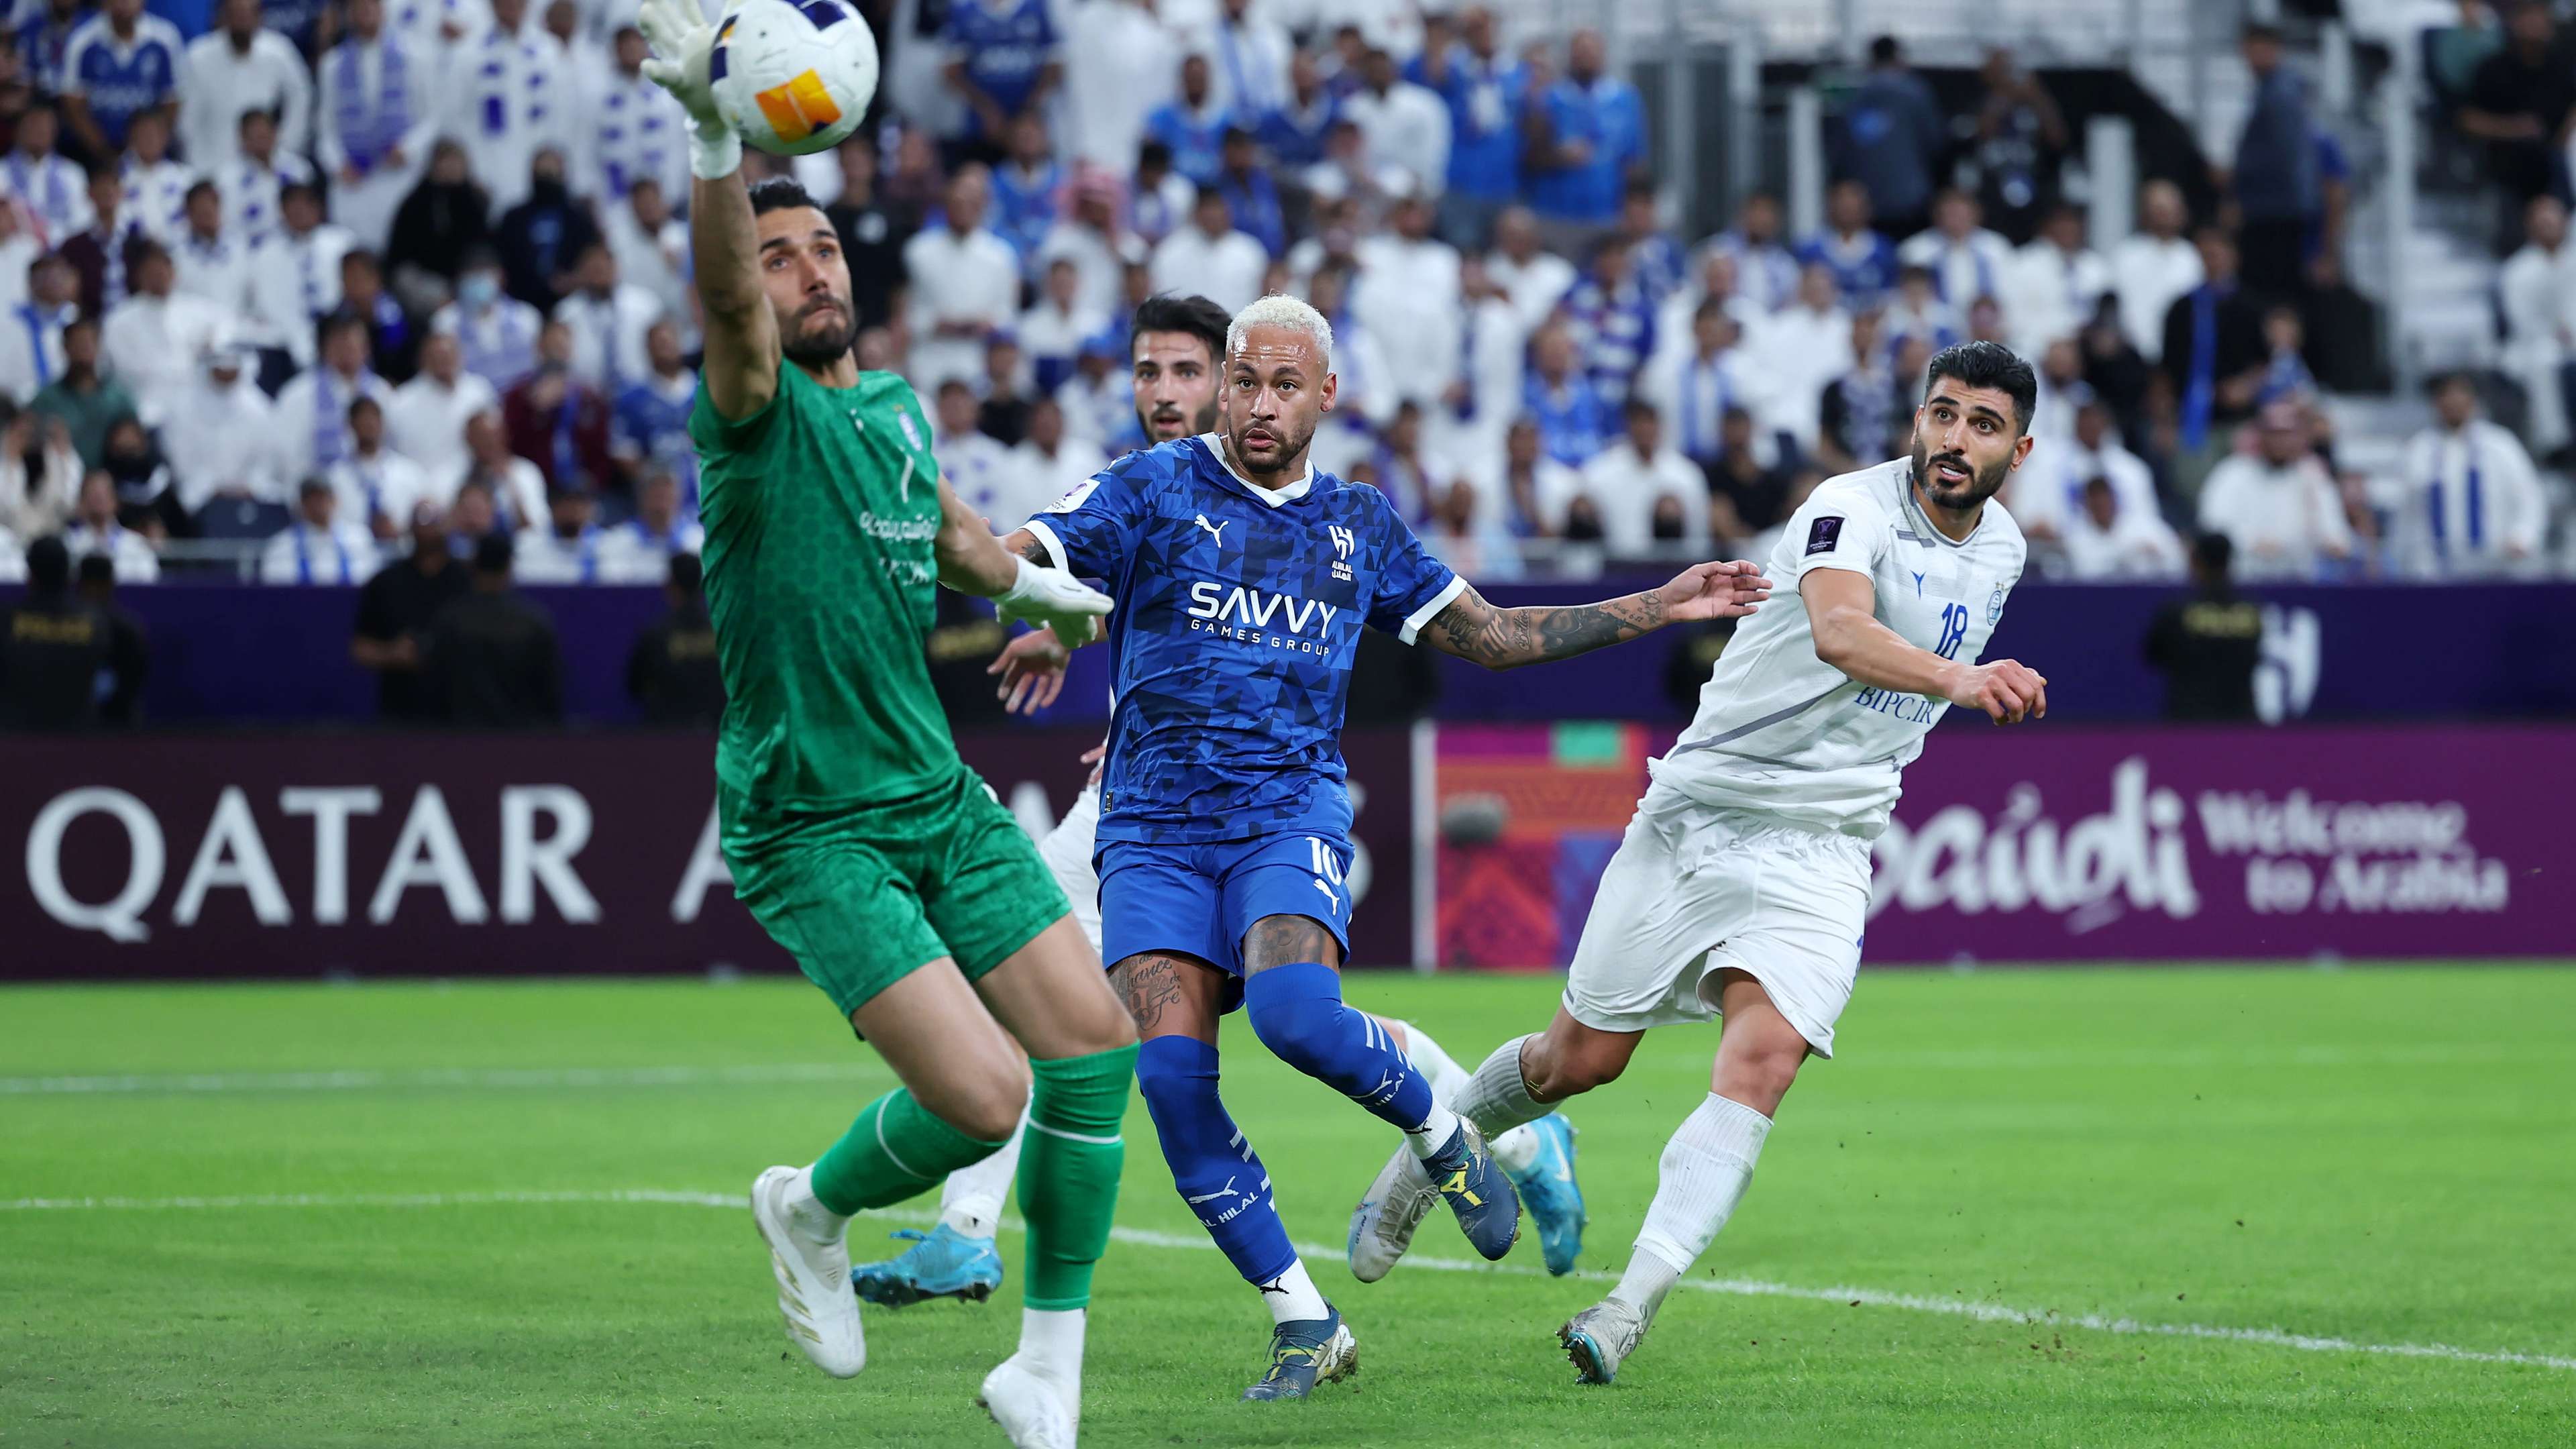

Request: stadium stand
left=0, top=1, right=2569, bottom=680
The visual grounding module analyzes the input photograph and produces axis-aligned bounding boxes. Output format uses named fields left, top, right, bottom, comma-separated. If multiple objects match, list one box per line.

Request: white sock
left=938, top=1107, right=1026, bottom=1238
left=1450, top=1034, right=1550, bottom=1139
left=1611, top=1093, right=1772, bottom=1321
left=1489, top=1122, right=1542, bottom=1175
left=1387, top=1018, right=1474, bottom=1103
left=1401, top=1099, right=1462, bottom=1159
left=1254, top=1256, right=1331, bottom=1326
left=785, top=1164, right=850, bottom=1239
left=1017, top=1305, right=1085, bottom=1391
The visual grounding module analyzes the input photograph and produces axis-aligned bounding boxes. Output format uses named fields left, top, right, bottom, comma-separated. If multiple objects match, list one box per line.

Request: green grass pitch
left=5, top=966, right=2573, bottom=1447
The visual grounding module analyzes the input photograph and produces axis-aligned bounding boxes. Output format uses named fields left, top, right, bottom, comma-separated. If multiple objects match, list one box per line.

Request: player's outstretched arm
left=1803, top=569, right=2047, bottom=724
left=941, top=490, right=1112, bottom=643
left=639, top=0, right=777, bottom=421
left=1422, top=560, right=1770, bottom=670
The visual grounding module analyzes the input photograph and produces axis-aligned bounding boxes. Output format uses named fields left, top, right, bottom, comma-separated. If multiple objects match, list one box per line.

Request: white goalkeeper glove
left=997, top=555, right=1114, bottom=646
left=637, top=0, right=739, bottom=176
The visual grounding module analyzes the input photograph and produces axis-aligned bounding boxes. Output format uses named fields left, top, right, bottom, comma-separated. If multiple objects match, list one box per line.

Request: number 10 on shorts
left=1308, top=837, right=1346, bottom=916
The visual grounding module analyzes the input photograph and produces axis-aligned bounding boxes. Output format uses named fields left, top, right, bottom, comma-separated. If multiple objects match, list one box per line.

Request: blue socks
left=1244, top=961, right=1440, bottom=1136
left=1134, top=1035, right=1297, bottom=1286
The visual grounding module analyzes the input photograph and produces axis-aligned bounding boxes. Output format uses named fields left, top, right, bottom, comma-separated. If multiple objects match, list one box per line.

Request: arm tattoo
left=1009, top=532, right=1052, bottom=564
left=1425, top=584, right=1668, bottom=669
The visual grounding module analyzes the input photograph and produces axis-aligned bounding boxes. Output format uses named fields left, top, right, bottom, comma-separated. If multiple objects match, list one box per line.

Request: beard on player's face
left=1137, top=391, right=1217, bottom=441
left=779, top=294, right=857, bottom=366
left=1228, top=405, right=1316, bottom=476
left=1909, top=431, right=2012, bottom=511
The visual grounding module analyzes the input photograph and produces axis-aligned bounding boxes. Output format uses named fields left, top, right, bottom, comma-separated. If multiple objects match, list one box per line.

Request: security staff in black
left=76, top=553, right=149, bottom=724
left=426, top=533, right=565, bottom=727
left=0, top=537, right=112, bottom=730
left=2143, top=532, right=2262, bottom=721
left=625, top=552, right=725, bottom=726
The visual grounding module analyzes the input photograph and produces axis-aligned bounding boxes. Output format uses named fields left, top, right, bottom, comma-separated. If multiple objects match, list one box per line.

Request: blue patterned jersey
left=1024, top=434, right=1464, bottom=845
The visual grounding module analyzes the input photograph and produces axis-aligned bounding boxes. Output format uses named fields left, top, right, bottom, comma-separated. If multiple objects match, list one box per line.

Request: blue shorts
left=1096, top=832, right=1356, bottom=1010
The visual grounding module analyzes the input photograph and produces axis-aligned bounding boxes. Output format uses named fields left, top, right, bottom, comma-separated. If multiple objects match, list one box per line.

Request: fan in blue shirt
left=14, top=0, right=88, bottom=96
left=62, top=5, right=184, bottom=154
left=943, top=0, right=1061, bottom=142
left=1562, top=234, right=1658, bottom=402
left=1144, top=54, right=1234, bottom=187
left=1522, top=321, right=1615, bottom=467
left=995, top=294, right=1768, bottom=1394
left=610, top=321, right=699, bottom=498
left=1213, top=127, right=1284, bottom=257
left=1256, top=52, right=1338, bottom=169
left=1413, top=14, right=1524, bottom=205
left=1525, top=31, right=1645, bottom=225
left=1797, top=179, right=1902, bottom=307
left=987, top=115, right=1063, bottom=276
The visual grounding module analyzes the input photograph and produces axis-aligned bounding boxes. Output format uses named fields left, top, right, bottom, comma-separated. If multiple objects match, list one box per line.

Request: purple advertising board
left=0, top=730, right=1418, bottom=983
left=11, top=581, right=2576, bottom=725
left=1860, top=724, right=2574, bottom=961
left=1434, top=724, right=2576, bottom=966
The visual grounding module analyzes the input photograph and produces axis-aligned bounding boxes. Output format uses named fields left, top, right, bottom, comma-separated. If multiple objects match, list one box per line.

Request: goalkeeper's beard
left=782, top=299, right=857, bottom=366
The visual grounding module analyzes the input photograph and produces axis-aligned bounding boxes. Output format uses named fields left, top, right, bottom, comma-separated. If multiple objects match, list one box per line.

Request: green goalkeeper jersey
left=691, top=360, right=961, bottom=810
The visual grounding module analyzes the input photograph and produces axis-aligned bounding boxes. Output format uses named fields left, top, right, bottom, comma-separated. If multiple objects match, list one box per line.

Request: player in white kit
left=1344, top=341, right=2051, bottom=1382
left=848, top=295, right=1592, bottom=1307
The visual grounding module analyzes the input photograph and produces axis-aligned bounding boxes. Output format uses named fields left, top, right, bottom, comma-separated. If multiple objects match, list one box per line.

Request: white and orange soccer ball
left=708, top=0, right=878, bottom=157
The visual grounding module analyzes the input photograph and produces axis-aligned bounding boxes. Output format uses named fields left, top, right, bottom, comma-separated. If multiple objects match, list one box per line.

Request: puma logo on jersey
left=1194, top=514, right=1229, bottom=547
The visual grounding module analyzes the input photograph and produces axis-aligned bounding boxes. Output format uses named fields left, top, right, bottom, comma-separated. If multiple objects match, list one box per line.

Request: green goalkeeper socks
left=809, top=1087, right=1008, bottom=1217
left=1016, top=1044, right=1138, bottom=1311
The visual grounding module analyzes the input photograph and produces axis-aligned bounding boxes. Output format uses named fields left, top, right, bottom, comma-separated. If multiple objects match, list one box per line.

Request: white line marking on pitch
left=8, top=1042, right=2546, bottom=1097
left=4, top=1189, right=2567, bottom=1373
left=0, top=1063, right=890, bottom=1095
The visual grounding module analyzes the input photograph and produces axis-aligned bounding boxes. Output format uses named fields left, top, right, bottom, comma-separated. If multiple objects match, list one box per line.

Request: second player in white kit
left=1344, top=341, right=2052, bottom=1384
left=1570, top=440, right=2029, bottom=1055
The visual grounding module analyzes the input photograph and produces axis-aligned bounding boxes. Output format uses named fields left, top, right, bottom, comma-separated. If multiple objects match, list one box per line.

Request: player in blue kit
left=851, top=293, right=1601, bottom=1316
left=996, top=294, right=1770, bottom=1399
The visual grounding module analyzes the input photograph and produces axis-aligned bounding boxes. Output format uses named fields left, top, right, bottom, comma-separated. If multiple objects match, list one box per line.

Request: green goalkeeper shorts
left=720, top=767, right=1071, bottom=1018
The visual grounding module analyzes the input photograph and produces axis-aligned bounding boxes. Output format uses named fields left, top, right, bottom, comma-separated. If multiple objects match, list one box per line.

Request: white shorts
left=1036, top=782, right=1103, bottom=955
left=1562, top=780, right=1874, bottom=1057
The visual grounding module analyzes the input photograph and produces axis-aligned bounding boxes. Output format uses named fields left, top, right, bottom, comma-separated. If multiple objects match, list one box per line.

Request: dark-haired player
left=640, top=2, right=1134, bottom=1442
left=1363, top=340, right=2048, bottom=1383
left=842, top=291, right=1234, bottom=1309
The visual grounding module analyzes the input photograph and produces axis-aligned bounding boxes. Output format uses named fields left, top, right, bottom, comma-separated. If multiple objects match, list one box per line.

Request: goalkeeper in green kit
left=639, top=2, right=1134, bottom=1442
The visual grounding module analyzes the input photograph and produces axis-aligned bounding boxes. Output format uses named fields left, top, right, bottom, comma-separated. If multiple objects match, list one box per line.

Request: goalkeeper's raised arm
left=639, top=0, right=856, bottom=421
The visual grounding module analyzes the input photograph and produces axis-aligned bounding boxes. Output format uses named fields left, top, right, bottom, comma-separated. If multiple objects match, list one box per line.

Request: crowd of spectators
left=0, top=0, right=2560, bottom=620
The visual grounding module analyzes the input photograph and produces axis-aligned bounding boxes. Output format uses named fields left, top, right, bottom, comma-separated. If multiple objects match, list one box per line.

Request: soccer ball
left=710, top=0, right=877, bottom=157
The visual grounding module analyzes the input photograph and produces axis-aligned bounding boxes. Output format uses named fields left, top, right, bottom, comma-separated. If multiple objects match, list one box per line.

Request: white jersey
left=1654, top=458, right=2027, bottom=839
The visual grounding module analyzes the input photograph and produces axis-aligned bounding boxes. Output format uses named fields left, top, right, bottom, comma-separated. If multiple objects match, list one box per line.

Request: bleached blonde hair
left=1226, top=293, right=1335, bottom=373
